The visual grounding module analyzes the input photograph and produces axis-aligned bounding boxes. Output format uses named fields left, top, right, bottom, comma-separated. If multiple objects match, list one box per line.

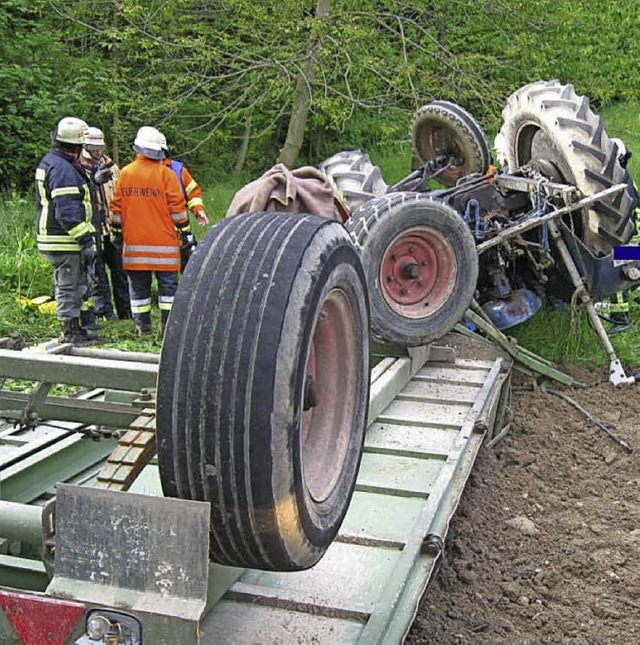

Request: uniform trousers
left=126, top=270, right=178, bottom=331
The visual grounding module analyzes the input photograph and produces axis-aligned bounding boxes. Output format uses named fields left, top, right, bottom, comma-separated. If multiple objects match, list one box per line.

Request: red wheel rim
left=302, top=288, right=358, bottom=503
left=380, top=227, right=457, bottom=319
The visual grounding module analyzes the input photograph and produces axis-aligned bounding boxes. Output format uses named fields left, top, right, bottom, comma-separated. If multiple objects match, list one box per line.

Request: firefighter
left=109, top=126, right=194, bottom=335
left=81, top=127, right=132, bottom=320
left=35, top=117, right=98, bottom=346
left=159, top=133, right=209, bottom=271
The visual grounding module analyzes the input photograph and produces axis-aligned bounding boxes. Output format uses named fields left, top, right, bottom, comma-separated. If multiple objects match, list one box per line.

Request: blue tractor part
left=482, top=288, right=542, bottom=330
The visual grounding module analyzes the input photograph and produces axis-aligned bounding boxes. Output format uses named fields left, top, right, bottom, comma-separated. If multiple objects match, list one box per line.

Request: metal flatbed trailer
left=0, top=335, right=510, bottom=644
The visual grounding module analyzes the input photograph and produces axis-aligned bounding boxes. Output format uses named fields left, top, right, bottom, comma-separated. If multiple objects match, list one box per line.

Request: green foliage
left=2, top=0, right=639, bottom=186
left=0, top=193, right=52, bottom=297
left=369, top=142, right=413, bottom=184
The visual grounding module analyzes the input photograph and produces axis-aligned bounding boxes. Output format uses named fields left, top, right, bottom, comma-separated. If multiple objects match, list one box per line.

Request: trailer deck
left=0, top=335, right=510, bottom=643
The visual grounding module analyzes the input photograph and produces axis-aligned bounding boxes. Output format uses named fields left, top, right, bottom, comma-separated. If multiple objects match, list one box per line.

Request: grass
left=509, top=304, right=640, bottom=368
left=2, top=103, right=640, bottom=369
left=0, top=180, right=246, bottom=347
left=600, top=102, right=640, bottom=181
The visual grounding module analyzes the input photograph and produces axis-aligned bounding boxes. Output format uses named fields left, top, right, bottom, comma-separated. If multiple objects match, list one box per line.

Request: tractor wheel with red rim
left=157, top=211, right=370, bottom=571
left=346, top=192, right=478, bottom=346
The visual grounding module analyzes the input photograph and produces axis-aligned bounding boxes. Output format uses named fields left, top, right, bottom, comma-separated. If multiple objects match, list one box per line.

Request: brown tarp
left=225, top=163, right=340, bottom=220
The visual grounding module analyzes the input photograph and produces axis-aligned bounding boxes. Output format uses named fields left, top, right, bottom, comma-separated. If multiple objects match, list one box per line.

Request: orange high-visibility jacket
left=163, top=158, right=205, bottom=217
left=109, top=155, right=188, bottom=272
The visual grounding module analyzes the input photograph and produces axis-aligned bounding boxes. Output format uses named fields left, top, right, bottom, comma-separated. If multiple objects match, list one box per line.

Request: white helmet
left=133, top=126, right=165, bottom=160
left=85, top=126, right=105, bottom=148
left=53, top=117, right=88, bottom=145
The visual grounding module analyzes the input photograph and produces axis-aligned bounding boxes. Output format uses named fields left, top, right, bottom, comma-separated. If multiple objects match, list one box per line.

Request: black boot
left=59, top=318, right=98, bottom=346
left=134, top=312, right=152, bottom=336
left=160, top=310, right=171, bottom=337
left=80, top=308, right=102, bottom=334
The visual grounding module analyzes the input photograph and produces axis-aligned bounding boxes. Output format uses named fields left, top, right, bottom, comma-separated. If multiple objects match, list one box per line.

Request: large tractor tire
left=157, top=211, right=370, bottom=571
left=494, top=79, right=637, bottom=256
left=319, top=150, right=388, bottom=214
left=346, top=192, right=478, bottom=346
left=410, top=100, right=491, bottom=187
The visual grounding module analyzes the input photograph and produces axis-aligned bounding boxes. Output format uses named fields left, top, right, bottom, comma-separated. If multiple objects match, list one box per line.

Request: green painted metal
left=48, top=484, right=210, bottom=644
left=0, top=391, right=143, bottom=428
left=1, top=431, right=115, bottom=503
left=0, top=554, right=48, bottom=591
left=67, top=347, right=160, bottom=364
left=0, top=349, right=157, bottom=392
left=0, top=503, right=43, bottom=547
left=464, top=302, right=575, bottom=386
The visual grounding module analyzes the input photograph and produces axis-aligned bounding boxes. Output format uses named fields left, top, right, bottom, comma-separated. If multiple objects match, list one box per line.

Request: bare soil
left=408, top=363, right=640, bottom=645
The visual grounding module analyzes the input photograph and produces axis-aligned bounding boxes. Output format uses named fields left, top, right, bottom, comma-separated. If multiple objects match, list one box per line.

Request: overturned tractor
left=321, top=80, right=639, bottom=340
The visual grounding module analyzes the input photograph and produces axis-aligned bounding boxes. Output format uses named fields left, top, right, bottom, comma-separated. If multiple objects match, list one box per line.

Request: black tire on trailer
left=157, top=211, right=370, bottom=572
left=319, top=149, right=388, bottom=214
left=494, top=79, right=637, bottom=256
left=346, top=192, right=478, bottom=346
left=410, top=100, right=491, bottom=187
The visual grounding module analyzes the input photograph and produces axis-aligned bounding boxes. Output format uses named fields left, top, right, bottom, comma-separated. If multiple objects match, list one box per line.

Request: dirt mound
left=409, top=365, right=640, bottom=644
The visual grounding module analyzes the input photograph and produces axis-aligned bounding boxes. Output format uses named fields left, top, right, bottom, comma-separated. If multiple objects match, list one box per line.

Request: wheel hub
left=382, top=235, right=439, bottom=306
left=380, top=229, right=458, bottom=319
left=401, top=261, right=420, bottom=280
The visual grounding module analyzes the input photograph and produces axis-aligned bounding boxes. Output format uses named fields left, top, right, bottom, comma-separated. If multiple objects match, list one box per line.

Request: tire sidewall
left=357, top=198, right=478, bottom=346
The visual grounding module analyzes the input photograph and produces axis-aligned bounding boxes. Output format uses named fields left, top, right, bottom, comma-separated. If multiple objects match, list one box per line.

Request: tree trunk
left=278, top=0, right=330, bottom=168
left=112, top=105, right=120, bottom=167
left=234, top=117, right=252, bottom=174
left=111, top=0, right=120, bottom=166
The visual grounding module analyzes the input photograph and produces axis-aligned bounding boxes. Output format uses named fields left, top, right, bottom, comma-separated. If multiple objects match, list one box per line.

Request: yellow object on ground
left=19, top=295, right=57, bottom=315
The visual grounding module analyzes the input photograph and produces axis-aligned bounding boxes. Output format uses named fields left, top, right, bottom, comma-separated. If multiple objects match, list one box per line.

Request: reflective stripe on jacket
left=35, top=150, right=94, bottom=252
left=166, top=159, right=205, bottom=216
left=109, top=155, right=187, bottom=272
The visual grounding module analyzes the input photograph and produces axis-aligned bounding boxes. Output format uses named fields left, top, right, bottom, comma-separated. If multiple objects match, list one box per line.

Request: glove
left=179, top=230, right=196, bottom=249
left=93, top=166, right=114, bottom=185
left=110, top=229, right=123, bottom=246
left=196, top=211, right=209, bottom=226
